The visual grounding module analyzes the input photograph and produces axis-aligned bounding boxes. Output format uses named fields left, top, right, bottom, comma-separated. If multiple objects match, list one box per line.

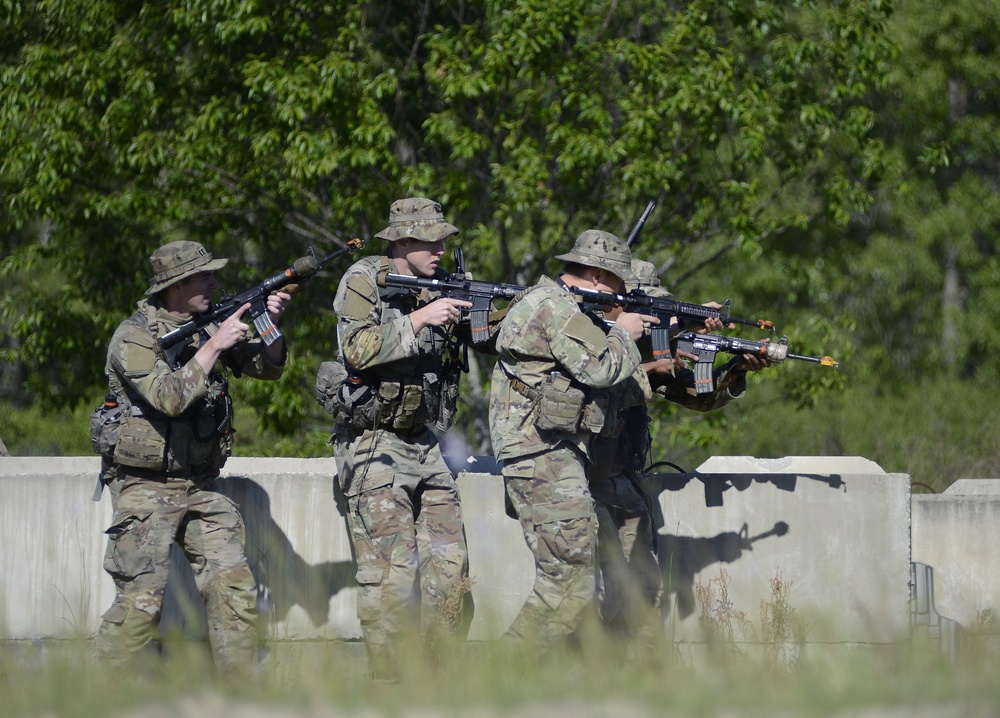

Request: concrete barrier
left=0, top=456, right=533, bottom=642
left=911, top=479, right=1000, bottom=630
left=644, top=456, right=912, bottom=647
left=0, top=455, right=912, bottom=650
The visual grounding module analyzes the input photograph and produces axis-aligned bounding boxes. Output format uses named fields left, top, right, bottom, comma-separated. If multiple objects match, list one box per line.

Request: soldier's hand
left=214, top=303, right=252, bottom=350
left=736, top=338, right=772, bottom=372
left=615, top=312, right=658, bottom=341
left=410, top=297, right=473, bottom=333
left=267, top=291, right=291, bottom=323
left=695, top=301, right=732, bottom=333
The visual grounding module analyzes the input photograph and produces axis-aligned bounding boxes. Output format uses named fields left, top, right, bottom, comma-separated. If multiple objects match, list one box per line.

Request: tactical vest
left=320, top=257, right=461, bottom=434
left=104, top=306, right=234, bottom=476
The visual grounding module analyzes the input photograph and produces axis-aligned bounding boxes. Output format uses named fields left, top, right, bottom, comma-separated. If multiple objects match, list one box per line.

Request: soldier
left=328, top=197, right=475, bottom=681
left=589, top=258, right=769, bottom=634
left=97, top=240, right=291, bottom=676
left=489, top=229, right=657, bottom=645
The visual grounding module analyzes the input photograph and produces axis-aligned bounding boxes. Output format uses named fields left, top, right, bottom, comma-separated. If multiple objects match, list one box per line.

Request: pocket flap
left=355, top=568, right=384, bottom=586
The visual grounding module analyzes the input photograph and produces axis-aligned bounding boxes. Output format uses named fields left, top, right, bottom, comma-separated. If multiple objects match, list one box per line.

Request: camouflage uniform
left=97, top=241, right=285, bottom=675
left=589, top=258, right=749, bottom=633
left=330, top=198, right=469, bottom=679
left=489, top=230, right=644, bottom=644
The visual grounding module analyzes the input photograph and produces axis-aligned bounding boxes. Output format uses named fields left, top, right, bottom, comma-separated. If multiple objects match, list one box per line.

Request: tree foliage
left=1, top=0, right=899, bottom=455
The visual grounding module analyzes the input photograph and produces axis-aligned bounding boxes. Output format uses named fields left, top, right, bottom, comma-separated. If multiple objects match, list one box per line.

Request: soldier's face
left=394, top=238, right=446, bottom=277
left=164, top=271, right=218, bottom=315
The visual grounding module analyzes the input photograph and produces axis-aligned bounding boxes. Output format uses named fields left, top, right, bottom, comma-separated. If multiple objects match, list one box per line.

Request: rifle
left=158, top=238, right=365, bottom=354
left=626, top=200, right=657, bottom=248
left=377, top=248, right=526, bottom=344
left=674, top=331, right=839, bottom=394
left=570, top=286, right=775, bottom=364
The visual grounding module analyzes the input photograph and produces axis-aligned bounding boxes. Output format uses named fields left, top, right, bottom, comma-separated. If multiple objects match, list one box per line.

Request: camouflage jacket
left=333, top=255, right=460, bottom=430
left=106, top=299, right=284, bottom=475
left=489, top=276, right=643, bottom=462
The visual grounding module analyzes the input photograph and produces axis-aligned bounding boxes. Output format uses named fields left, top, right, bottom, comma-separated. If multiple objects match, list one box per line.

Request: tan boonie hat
left=374, top=197, right=459, bottom=242
left=556, top=229, right=637, bottom=283
left=145, top=240, right=228, bottom=295
left=627, top=259, right=672, bottom=297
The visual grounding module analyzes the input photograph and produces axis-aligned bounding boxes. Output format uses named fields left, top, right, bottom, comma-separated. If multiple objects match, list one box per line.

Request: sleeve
left=224, top=335, right=286, bottom=381
left=109, top=325, right=210, bottom=417
left=333, top=266, right=420, bottom=370
left=649, top=357, right=746, bottom=412
left=548, top=304, right=642, bottom=390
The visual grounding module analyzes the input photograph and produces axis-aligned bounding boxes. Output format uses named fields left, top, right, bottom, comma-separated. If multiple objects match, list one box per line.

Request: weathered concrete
left=645, top=456, right=912, bottom=645
left=0, top=457, right=533, bottom=642
left=912, top=480, right=1000, bottom=629
left=0, top=455, right=910, bottom=649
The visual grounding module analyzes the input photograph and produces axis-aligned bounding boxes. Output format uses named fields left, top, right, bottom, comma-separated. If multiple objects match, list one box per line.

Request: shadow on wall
left=162, top=476, right=356, bottom=640
left=642, top=472, right=846, bottom=619
left=218, top=476, right=356, bottom=629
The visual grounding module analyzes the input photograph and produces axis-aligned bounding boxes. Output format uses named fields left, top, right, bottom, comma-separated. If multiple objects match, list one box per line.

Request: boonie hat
left=556, top=229, right=637, bottom=283
left=146, top=240, right=228, bottom=296
left=627, top=259, right=672, bottom=297
left=374, top=197, right=459, bottom=242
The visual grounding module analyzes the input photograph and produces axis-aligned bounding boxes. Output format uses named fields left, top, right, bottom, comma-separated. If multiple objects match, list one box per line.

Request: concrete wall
left=645, top=456, right=912, bottom=645
left=0, top=455, right=913, bottom=647
left=0, top=457, right=533, bottom=642
left=912, top=479, right=1000, bottom=629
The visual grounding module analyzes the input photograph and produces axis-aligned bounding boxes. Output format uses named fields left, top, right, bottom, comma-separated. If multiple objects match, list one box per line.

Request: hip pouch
left=583, top=391, right=617, bottom=437
left=89, top=395, right=124, bottom=457
left=316, top=360, right=349, bottom=416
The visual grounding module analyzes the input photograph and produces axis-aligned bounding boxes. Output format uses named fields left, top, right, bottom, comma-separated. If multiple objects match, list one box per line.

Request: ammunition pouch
left=376, top=380, right=424, bottom=430
left=529, top=372, right=612, bottom=436
left=113, top=410, right=169, bottom=471
left=111, top=380, right=232, bottom=475
left=424, top=370, right=459, bottom=433
left=535, top=373, right=587, bottom=433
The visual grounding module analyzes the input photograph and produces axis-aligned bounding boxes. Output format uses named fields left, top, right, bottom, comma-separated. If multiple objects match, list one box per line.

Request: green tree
left=1, top=0, right=894, bottom=456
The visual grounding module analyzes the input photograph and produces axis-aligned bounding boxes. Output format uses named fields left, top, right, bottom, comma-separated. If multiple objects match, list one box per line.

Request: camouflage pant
left=503, top=445, right=597, bottom=644
left=97, top=470, right=258, bottom=675
left=591, top=474, right=661, bottom=633
left=334, top=427, right=468, bottom=679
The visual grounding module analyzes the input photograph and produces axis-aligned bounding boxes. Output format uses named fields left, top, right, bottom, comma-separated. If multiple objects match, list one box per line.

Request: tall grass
left=2, top=629, right=999, bottom=718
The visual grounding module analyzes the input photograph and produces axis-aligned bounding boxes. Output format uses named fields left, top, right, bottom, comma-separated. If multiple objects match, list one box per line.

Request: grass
left=1, top=630, right=998, bottom=718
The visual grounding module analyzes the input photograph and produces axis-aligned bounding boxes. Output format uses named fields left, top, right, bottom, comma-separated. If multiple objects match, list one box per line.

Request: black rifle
left=674, top=331, right=839, bottom=394
left=377, top=248, right=526, bottom=344
left=158, top=238, right=365, bottom=354
left=570, top=286, right=775, bottom=363
left=626, top=200, right=657, bottom=248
